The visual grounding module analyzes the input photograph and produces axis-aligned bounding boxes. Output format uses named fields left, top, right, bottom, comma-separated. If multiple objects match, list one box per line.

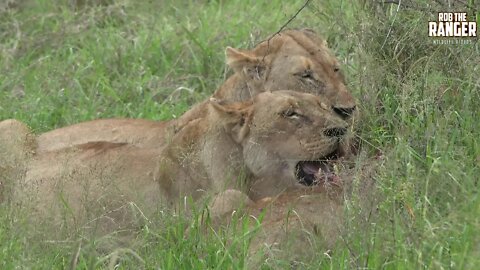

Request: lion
left=36, top=28, right=357, bottom=153
left=207, top=187, right=344, bottom=266
left=9, top=90, right=350, bottom=240
left=217, top=29, right=356, bottom=113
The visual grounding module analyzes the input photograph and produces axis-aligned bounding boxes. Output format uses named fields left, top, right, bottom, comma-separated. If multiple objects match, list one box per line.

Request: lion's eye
left=300, top=69, right=314, bottom=79
left=295, top=69, right=314, bottom=79
left=282, top=108, right=301, bottom=119
left=333, top=67, right=340, bottom=72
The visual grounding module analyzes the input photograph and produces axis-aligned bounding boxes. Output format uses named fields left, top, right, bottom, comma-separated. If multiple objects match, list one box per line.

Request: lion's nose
left=324, top=127, right=347, bottom=138
left=332, top=106, right=356, bottom=119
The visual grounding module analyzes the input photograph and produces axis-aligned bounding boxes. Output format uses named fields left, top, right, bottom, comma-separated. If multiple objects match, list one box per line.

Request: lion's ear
left=225, top=47, right=266, bottom=80
left=210, top=98, right=252, bottom=143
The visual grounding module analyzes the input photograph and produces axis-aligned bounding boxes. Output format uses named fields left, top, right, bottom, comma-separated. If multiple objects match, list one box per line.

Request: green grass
left=1, top=0, right=479, bottom=268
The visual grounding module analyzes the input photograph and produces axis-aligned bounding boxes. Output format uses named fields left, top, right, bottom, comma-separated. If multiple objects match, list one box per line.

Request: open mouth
left=295, top=149, right=342, bottom=187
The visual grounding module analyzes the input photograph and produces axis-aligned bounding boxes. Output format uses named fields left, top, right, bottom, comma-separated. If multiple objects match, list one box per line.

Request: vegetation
left=0, top=0, right=478, bottom=268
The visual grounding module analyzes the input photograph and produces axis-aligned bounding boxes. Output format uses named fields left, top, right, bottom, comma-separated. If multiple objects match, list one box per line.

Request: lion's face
left=230, top=90, right=350, bottom=200
left=224, top=29, right=357, bottom=122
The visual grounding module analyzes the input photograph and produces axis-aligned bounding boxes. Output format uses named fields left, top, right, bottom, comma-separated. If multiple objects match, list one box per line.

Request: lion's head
left=216, top=29, right=357, bottom=122
left=163, top=90, right=351, bottom=200
left=226, top=90, right=349, bottom=199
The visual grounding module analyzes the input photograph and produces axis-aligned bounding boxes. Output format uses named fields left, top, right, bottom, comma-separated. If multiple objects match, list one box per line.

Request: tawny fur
left=35, top=29, right=357, bottom=153
left=207, top=187, right=344, bottom=264
left=1, top=91, right=350, bottom=240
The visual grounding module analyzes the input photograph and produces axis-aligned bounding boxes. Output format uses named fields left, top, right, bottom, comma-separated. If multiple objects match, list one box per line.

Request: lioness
left=11, top=90, right=349, bottom=238
left=218, top=29, right=355, bottom=114
left=36, top=29, right=357, bottom=153
left=207, top=187, right=343, bottom=265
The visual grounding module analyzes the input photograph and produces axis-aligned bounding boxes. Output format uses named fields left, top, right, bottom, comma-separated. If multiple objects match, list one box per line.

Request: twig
left=380, top=0, right=402, bottom=51
left=263, top=0, right=312, bottom=60
left=69, top=241, right=82, bottom=270
left=382, top=0, right=400, bottom=3
left=270, top=0, right=311, bottom=40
